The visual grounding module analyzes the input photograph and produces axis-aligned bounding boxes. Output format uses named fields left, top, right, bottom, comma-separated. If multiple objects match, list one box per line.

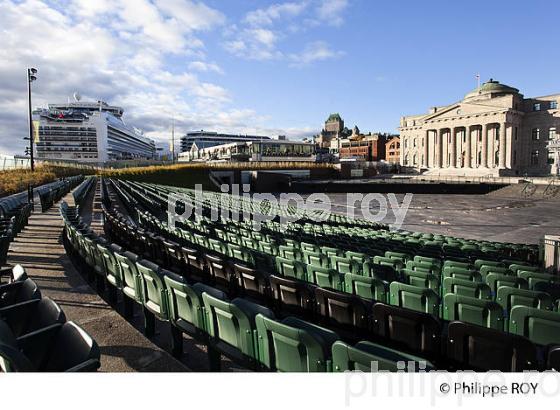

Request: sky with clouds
left=0, top=0, right=558, bottom=154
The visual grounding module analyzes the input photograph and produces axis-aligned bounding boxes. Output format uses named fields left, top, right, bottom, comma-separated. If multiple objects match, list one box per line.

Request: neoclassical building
left=399, top=79, right=560, bottom=176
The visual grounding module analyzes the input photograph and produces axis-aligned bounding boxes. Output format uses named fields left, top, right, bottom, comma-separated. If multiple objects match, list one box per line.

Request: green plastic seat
left=208, top=238, right=227, bottom=255
left=303, top=250, right=330, bottom=268
left=486, top=273, right=528, bottom=295
left=474, top=259, right=504, bottom=270
left=307, top=265, right=343, bottom=291
left=300, top=242, right=320, bottom=253
left=479, top=265, right=511, bottom=279
left=136, top=260, right=169, bottom=320
left=518, top=271, right=560, bottom=290
left=164, top=274, right=226, bottom=336
left=331, top=340, right=434, bottom=372
left=442, top=277, right=492, bottom=300
left=509, top=306, right=560, bottom=345
left=203, top=293, right=275, bottom=361
left=374, top=256, right=403, bottom=271
left=442, top=267, right=482, bottom=282
left=255, top=315, right=339, bottom=372
left=443, top=260, right=472, bottom=271
left=385, top=251, right=411, bottom=264
left=97, top=243, right=123, bottom=289
left=279, top=245, right=303, bottom=262
left=414, top=256, right=441, bottom=267
left=443, top=294, right=504, bottom=330
left=345, top=251, right=371, bottom=266
left=405, top=260, right=439, bottom=275
left=344, top=273, right=387, bottom=302
left=321, top=246, right=343, bottom=259
left=389, top=282, right=440, bottom=316
left=510, top=264, right=540, bottom=274
left=276, top=257, right=306, bottom=281
left=330, top=256, right=361, bottom=275
left=401, top=269, right=440, bottom=290
left=496, top=286, right=554, bottom=316
left=114, top=251, right=142, bottom=303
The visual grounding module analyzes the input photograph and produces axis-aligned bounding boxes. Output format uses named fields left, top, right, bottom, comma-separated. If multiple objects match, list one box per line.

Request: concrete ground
left=304, top=187, right=560, bottom=244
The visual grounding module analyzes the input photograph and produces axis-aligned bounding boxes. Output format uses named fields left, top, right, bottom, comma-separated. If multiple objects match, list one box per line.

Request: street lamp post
left=27, top=68, right=37, bottom=171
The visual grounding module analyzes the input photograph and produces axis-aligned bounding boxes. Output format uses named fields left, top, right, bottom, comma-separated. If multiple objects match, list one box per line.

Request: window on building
left=549, top=127, right=557, bottom=140
left=533, top=103, right=541, bottom=111
left=551, top=101, right=558, bottom=110
left=514, top=127, right=518, bottom=141
left=532, top=128, right=540, bottom=140
left=513, top=150, right=517, bottom=165
left=531, top=150, right=539, bottom=165
left=548, top=152, right=555, bottom=165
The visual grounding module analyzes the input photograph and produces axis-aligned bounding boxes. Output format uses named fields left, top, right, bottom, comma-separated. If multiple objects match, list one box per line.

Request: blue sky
left=0, top=0, right=558, bottom=153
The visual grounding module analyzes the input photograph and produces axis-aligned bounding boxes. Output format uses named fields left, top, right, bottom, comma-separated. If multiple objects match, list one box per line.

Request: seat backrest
left=389, top=282, right=440, bottom=316
left=401, top=269, right=440, bottom=291
left=519, top=271, right=560, bottom=290
left=486, top=273, right=528, bottom=295
left=330, top=256, right=361, bottom=275
left=164, top=274, right=209, bottom=331
left=115, top=251, right=141, bottom=301
left=509, top=306, right=560, bottom=346
left=496, top=286, right=553, bottom=313
left=307, top=265, right=343, bottom=291
left=234, top=263, right=269, bottom=301
left=314, top=287, right=371, bottom=331
left=136, top=260, right=169, bottom=320
left=201, top=292, right=257, bottom=358
left=443, top=294, right=504, bottom=330
left=371, top=303, right=442, bottom=358
left=442, top=277, right=492, bottom=300
left=23, top=297, right=66, bottom=336
left=303, top=250, right=329, bottom=268
left=331, top=340, right=434, bottom=372
left=447, top=321, right=537, bottom=371
left=255, top=315, right=338, bottom=372
left=442, top=267, right=482, bottom=282
left=44, top=322, right=101, bottom=372
left=268, top=275, right=315, bottom=317
left=275, top=257, right=306, bottom=281
left=97, top=243, right=122, bottom=286
left=344, top=273, right=388, bottom=302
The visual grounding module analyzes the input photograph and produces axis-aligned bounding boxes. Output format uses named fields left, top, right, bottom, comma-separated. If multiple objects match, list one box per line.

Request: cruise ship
left=33, top=100, right=156, bottom=165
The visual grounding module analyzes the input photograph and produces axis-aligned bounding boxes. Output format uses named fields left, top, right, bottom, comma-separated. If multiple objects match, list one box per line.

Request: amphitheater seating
left=55, top=178, right=560, bottom=372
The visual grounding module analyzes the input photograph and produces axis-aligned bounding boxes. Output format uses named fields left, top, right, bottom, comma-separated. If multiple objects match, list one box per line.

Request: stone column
left=450, top=128, right=457, bottom=167
left=499, top=122, right=507, bottom=168
left=423, top=130, right=429, bottom=167
left=465, top=126, right=472, bottom=168
left=481, top=124, right=488, bottom=168
left=437, top=129, right=444, bottom=168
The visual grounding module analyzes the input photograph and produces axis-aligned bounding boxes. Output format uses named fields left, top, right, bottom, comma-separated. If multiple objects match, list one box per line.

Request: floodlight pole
left=27, top=68, right=37, bottom=172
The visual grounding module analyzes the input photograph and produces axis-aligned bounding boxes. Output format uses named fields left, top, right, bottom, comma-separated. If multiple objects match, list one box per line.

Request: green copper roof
left=466, top=79, right=519, bottom=98
left=327, top=113, right=342, bottom=122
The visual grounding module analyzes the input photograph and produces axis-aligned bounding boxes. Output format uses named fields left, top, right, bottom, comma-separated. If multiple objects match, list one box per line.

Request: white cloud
left=225, top=0, right=348, bottom=64
left=225, top=29, right=283, bottom=61
left=188, top=61, right=224, bottom=74
left=316, top=0, right=349, bottom=26
left=244, top=2, right=308, bottom=27
left=289, top=41, right=345, bottom=66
